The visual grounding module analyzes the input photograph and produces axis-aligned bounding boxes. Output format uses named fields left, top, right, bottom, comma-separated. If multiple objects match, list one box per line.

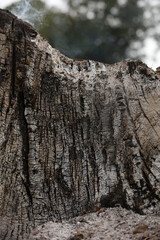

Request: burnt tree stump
left=0, top=9, right=160, bottom=240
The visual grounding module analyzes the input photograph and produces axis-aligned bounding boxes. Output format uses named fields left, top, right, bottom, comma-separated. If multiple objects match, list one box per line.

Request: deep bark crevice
left=11, top=19, right=16, bottom=99
left=17, top=91, right=32, bottom=205
left=142, top=169, right=160, bottom=201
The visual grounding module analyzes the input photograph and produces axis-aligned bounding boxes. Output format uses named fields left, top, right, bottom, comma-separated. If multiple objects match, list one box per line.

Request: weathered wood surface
left=0, top=9, right=160, bottom=240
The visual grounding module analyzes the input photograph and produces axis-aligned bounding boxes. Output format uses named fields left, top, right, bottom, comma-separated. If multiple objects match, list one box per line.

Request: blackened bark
left=0, top=9, right=160, bottom=240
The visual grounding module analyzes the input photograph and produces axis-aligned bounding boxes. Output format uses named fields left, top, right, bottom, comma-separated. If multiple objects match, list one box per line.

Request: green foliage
left=8, top=0, right=147, bottom=63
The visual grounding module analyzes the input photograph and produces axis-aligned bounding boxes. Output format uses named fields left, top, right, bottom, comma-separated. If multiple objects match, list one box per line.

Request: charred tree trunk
left=0, top=9, right=160, bottom=240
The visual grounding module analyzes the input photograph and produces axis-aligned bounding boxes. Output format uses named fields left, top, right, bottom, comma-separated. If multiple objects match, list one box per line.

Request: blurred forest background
left=6, top=0, right=160, bottom=67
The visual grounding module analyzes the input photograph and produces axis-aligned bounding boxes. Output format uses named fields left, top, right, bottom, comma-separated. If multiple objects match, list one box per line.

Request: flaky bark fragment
left=0, top=9, right=160, bottom=240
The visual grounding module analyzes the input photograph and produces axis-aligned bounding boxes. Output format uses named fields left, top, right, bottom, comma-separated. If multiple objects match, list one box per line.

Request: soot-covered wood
left=0, top=9, right=160, bottom=240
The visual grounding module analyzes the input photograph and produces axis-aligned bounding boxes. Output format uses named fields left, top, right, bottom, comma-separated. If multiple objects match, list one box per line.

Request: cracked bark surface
left=0, top=9, right=160, bottom=240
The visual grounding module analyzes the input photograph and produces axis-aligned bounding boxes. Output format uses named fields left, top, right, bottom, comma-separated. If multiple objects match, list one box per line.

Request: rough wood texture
left=0, top=9, right=160, bottom=240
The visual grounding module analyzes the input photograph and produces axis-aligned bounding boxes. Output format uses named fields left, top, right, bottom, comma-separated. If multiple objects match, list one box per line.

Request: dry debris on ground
left=28, top=206, right=160, bottom=240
